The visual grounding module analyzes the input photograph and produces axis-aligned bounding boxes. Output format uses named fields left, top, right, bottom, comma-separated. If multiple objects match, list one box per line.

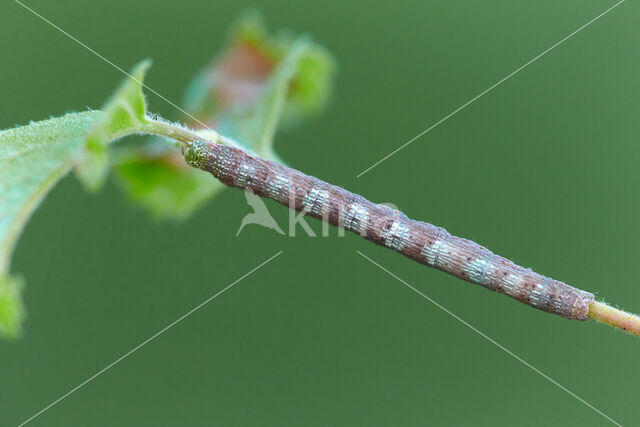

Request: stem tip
left=589, top=301, right=640, bottom=337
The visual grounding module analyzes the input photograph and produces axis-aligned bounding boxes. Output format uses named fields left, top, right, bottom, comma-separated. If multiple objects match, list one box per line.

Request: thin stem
left=139, top=119, right=216, bottom=145
left=140, top=118, right=242, bottom=149
left=589, top=301, right=640, bottom=336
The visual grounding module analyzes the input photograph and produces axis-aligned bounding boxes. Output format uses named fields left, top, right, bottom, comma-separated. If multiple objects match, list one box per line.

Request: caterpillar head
left=182, top=140, right=210, bottom=169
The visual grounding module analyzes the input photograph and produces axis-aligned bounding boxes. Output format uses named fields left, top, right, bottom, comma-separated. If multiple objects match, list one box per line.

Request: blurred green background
left=1, top=0, right=638, bottom=425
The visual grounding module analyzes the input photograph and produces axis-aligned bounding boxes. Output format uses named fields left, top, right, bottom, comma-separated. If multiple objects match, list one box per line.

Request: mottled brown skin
left=188, top=141, right=594, bottom=320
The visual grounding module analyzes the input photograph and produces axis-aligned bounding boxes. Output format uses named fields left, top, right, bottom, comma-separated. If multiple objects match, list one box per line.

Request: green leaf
left=218, top=38, right=312, bottom=157
left=0, top=111, right=101, bottom=338
left=114, top=146, right=223, bottom=221
left=183, top=11, right=336, bottom=157
left=0, top=275, right=25, bottom=339
left=75, top=59, right=152, bottom=191
left=280, top=43, right=335, bottom=130
left=0, top=61, right=154, bottom=338
left=0, top=111, right=101, bottom=273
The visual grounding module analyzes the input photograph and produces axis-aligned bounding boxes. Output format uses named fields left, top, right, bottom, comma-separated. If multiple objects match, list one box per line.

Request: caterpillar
left=183, top=140, right=594, bottom=320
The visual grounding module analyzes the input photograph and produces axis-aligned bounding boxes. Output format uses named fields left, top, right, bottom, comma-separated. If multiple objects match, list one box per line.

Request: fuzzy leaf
left=0, top=61, right=154, bottom=338
left=0, top=111, right=101, bottom=337
left=0, top=111, right=101, bottom=273
left=75, top=60, right=151, bottom=191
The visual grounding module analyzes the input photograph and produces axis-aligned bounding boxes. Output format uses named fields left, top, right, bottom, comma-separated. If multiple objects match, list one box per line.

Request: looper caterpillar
left=178, top=135, right=640, bottom=334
